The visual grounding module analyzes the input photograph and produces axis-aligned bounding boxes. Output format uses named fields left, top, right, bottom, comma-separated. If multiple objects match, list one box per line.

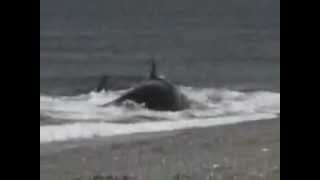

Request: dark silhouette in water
left=99, top=60, right=190, bottom=111
left=96, top=75, right=109, bottom=92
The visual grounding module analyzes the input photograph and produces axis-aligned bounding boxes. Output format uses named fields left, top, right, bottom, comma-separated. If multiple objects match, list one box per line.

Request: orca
left=100, top=60, right=190, bottom=111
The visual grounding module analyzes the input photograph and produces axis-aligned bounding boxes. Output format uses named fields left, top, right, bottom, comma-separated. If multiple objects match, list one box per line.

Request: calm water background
left=40, top=0, right=280, bottom=96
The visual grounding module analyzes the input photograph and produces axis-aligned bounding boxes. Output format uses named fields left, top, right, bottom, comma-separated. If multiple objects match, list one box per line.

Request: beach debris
left=161, top=158, right=167, bottom=166
left=81, top=157, right=87, bottom=163
left=112, top=156, right=120, bottom=161
left=77, top=174, right=139, bottom=180
left=261, top=148, right=270, bottom=152
left=258, top=173, right=265, bottom=178
left=173, top=173, right=191, bottom=180
left=212, top=163, right=220, bottom=169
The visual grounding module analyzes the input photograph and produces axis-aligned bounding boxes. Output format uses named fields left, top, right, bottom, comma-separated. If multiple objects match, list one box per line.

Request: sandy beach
left=40, top=117, right=280, bottom=180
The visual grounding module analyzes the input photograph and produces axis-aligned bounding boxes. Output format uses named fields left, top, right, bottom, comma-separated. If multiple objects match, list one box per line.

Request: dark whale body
left=100, top=61, right=190, bottom=111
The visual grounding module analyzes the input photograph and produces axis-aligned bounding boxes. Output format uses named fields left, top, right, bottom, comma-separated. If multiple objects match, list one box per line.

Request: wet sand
left=40, top=118, right=280, bottom=180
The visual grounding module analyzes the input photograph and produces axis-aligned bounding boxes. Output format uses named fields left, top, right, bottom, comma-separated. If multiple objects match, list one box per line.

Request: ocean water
left=40, top=0, right=280, bottom=143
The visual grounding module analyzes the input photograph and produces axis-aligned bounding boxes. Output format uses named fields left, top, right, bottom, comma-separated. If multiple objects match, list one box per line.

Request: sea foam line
left=40, top=113, right=279, bottom=143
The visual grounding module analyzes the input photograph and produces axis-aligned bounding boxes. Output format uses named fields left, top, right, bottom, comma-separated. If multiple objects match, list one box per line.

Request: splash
left=40, top=86, right=280, bottom=143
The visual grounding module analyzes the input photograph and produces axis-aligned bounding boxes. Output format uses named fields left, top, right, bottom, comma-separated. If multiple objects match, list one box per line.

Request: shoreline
left=40, top=117, right=280, bottom=180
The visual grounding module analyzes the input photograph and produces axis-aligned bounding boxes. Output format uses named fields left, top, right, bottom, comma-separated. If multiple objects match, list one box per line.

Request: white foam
left=40, top=113, right=278, bottom=143
left=40, top=87, right=280, bottom=143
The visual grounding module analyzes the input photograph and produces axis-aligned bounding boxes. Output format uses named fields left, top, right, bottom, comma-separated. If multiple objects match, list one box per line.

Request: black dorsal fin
left=149, top=59, right=158, bottom=79
left=96, top=75, right=108, bottom=92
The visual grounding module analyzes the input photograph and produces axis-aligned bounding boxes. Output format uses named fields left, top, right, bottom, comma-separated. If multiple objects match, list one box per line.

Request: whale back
left=108, top=79, right=188, bottom=111
left=100, top=60, right=191, bottom=111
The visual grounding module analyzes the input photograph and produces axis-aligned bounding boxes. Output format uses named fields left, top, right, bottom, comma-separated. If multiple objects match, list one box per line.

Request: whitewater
left=40, top=86, right=280, bottom=143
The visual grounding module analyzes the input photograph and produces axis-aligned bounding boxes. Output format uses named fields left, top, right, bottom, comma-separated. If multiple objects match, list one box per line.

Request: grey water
left=40, top=0, right=280, bottom=96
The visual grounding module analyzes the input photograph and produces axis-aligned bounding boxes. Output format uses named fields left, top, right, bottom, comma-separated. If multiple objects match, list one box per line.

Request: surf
left=40, top=86, right=280, bottom=143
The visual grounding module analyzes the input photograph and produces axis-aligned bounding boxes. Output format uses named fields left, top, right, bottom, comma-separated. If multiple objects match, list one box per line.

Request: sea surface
left=40, top=0, right=280, bottom=143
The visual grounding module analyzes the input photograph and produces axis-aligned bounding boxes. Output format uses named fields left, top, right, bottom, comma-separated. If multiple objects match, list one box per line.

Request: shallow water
left=40, top=87, right=280, bottom=143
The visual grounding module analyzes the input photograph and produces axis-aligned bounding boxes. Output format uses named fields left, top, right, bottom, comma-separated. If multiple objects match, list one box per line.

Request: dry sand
left=40, top=118, right=280, bottom=180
